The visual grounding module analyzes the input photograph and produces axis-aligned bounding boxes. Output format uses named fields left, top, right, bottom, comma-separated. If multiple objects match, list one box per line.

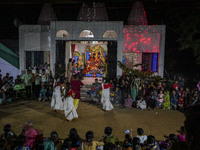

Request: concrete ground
left=0, top=100, right=185, bottom=142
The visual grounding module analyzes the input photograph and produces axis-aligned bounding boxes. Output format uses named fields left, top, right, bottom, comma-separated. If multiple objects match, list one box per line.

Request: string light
left=128, top=1, right=148, bottom=25
left=93, top=2, right=96, bottom=21
left=77, top=2, right=107, bottom=21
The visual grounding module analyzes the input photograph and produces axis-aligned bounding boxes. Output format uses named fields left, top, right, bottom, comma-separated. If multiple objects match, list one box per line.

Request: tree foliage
left=172, top=7, right=200, bottom=64
left=117, top=61, right=162, bottom=80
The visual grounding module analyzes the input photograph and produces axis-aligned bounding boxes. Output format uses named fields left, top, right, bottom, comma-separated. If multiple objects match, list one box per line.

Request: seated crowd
left=0, top=122, right=189, bottom=150
left=0, top=68, right=200, bottom=112
left=89, top=75, right=200, bottom=111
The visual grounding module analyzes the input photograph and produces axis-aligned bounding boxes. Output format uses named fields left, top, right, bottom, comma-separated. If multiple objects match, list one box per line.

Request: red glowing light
left=123, top=26, right=161, bottom=53
left=133, top=48, right=137, bottom=51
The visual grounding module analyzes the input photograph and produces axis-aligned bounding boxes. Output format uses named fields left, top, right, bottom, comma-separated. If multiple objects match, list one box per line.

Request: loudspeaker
left=107, top=41, right=117, bottom=78
left=56, top=40, right=66, bottom=66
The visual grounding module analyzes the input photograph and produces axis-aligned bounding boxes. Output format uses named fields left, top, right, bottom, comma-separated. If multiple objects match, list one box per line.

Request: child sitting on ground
left=0, top=88, right=6, bottom=105
left=103, top=127, right=119, bottom=149
left=177, top=126, right=186, bottom=142
left=82, top=131, right=104, bottom=150
left=136, top=128, right=147, bottom=144
left=60, top=138, right=75, bottom=150
left=159, top=134, right=176, bottom=150
left=157, top=90, right=164, bottom=109
left=145, top=135, right=160, bottom=150
left=124, top=94, right=133, bottom=108
left=137, top=96, right=147, bottom=110
left=2, top=124, right=17, bottom=149
left=15, top=134, right=31, bottom=150
left=123, top=133, right=132, bottom=149
left=132, top=137, right=142, bottom=150
left=39, top=84, right=47, bottom=102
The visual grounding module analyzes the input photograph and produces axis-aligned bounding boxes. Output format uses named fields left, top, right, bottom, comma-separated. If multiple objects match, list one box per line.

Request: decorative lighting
left=128, top=1, right=148, bottom=25
left=77, top=2, right=108, bottom=21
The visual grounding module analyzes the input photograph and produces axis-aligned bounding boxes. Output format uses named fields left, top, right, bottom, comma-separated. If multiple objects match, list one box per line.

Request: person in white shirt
left=63, top=88, right=78, bottom=121
left=137, top=96, right=147, bottom=110
left=41, top=69, right=47, bottom=84
left=21, top=69, right=32, bottom=98
left=136, top=128, right=147, bottom=144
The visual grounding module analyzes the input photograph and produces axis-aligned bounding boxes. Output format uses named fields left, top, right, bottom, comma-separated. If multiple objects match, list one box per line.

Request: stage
left=0, top=100, right=185, bottom=141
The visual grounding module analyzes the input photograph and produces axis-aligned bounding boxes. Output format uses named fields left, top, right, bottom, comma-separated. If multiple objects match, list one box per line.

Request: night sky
left=0, top=0, right=198, bottom=39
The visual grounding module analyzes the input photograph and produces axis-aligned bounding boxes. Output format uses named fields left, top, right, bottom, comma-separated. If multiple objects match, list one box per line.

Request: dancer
left=70, top=75, right=84, bottom=109
left=100, top=81, right=114, bottom=111
left=51, top=78, right=63, bottom=111
left=63, top=88, right=78, bottom=121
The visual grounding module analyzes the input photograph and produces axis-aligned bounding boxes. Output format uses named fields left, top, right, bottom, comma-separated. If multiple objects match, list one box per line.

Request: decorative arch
left=56, top=30, right=70, bottom=38
left=103, top=30, right=118, bottom=38
left=79, top=30, right=94, bottom=38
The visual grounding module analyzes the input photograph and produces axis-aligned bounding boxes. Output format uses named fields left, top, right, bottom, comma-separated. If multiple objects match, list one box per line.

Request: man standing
left=67, top=58, right=73, bottom=82
left=34, top=69, right=41, bottom=99
left=22, top=69, right=32, bottom=99
left=41, top=69, right=47, bottom=84
left=55, top=63, right=65, bottom=83
left=70, top=75, right=84, bottom=109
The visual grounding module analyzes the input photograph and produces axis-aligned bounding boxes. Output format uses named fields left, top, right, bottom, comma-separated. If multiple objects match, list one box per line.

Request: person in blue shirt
left=39, top=84, right=47, bottom=102
left=170, top=90, right=178, bottom=110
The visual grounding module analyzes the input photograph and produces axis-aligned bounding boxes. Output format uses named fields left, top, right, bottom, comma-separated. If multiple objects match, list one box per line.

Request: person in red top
left=173, top=81, right=179, bottom=91
left=70, top=75, right=84, bottom=109
left=100, top=81, right=114, bottom=111
left=100, top=82, right=113, bottom=90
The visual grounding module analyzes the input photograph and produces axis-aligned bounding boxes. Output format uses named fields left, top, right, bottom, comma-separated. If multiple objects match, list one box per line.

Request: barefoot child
left=63, top=87, right=78, bottom=121
left=51, top=78, right=63, bottom=111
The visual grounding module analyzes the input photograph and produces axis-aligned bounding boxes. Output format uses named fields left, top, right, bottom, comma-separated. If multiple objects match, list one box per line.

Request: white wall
left=0, top=57, right=19, bottom=79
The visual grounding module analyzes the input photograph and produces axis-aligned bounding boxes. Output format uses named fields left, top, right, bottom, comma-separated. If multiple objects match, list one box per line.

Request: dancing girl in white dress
left=100, top=82, right=114, bottom=111
left=63, top=88, right=78, bottom=121
left=51, top=78, right=63, bottom=111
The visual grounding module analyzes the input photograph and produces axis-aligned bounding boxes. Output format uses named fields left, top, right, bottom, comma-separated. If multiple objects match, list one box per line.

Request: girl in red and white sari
left=51, top=78, right=63, bottom=111
left=63, top=88, right=78, bottom=121
left=100, top=82, right=114, bottom=111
